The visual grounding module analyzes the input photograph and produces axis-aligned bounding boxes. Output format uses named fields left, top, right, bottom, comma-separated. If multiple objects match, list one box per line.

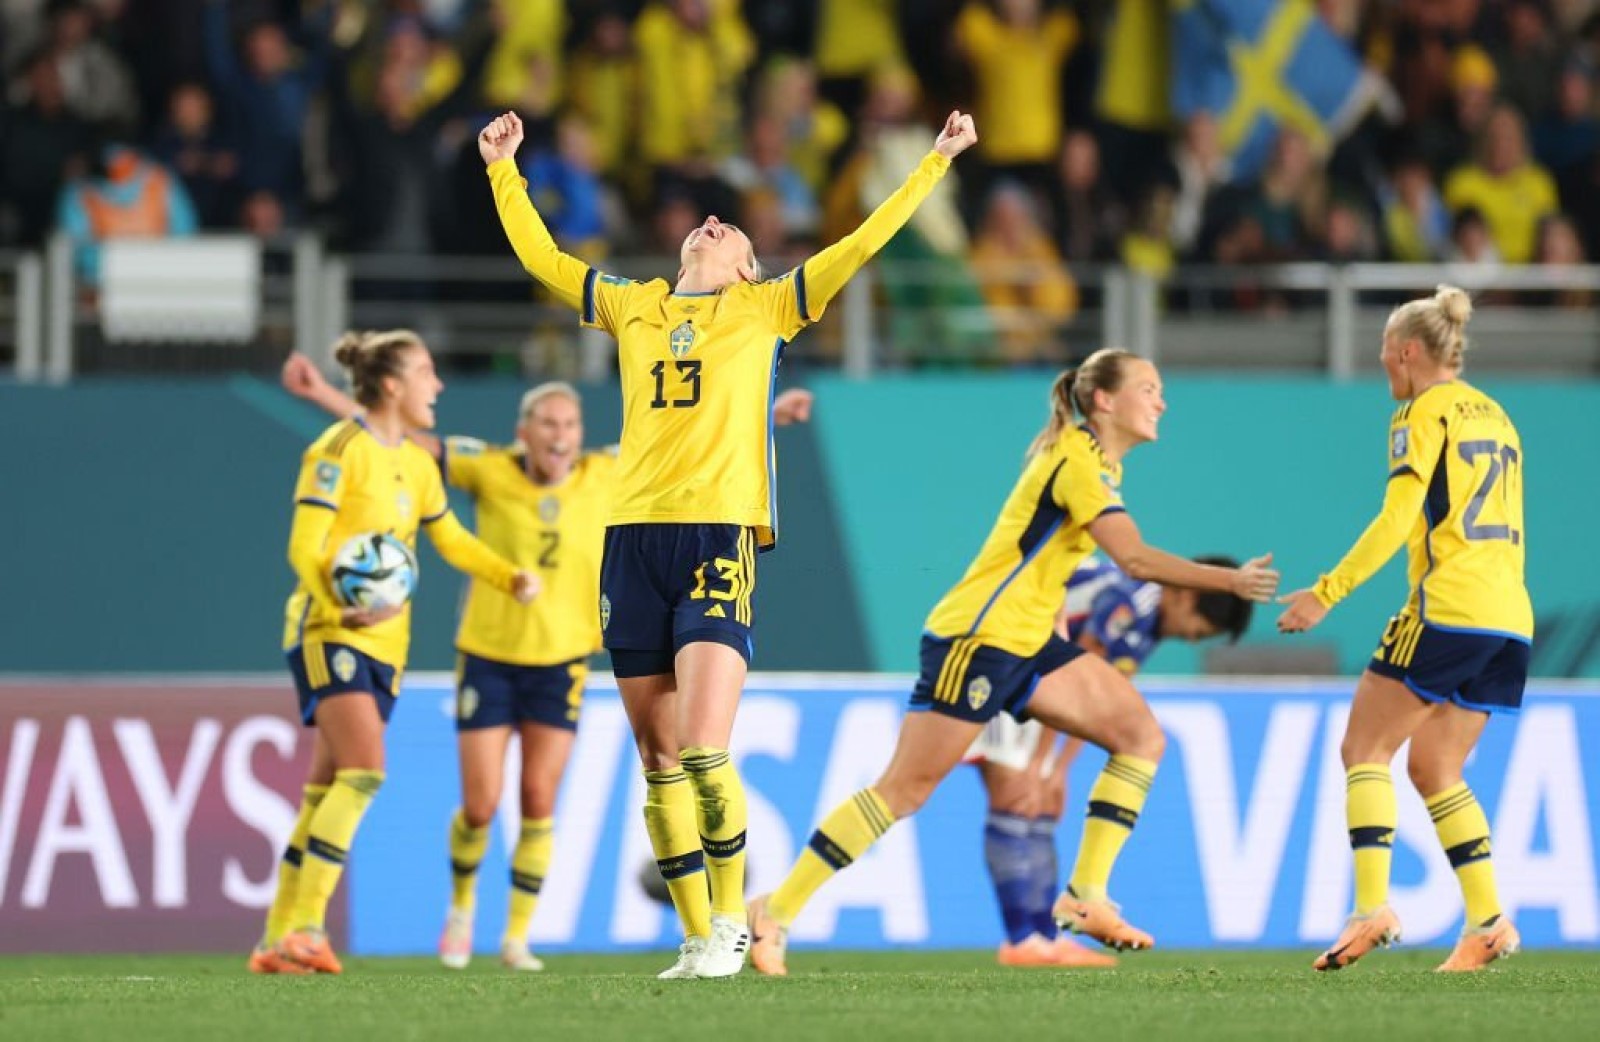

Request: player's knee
left=876, top=776, right=935, bottom=819
left=520, top=779, right=558, bottom=820
left=634, top=742, right=679, bottom=774
left=1339, top=732, right=1391, bottom=770
left=1406, top=750, right=1459, bottom=796
left=461, top=796, right=497, bottom=830
left=1114, top=714, right=1165, bottom=762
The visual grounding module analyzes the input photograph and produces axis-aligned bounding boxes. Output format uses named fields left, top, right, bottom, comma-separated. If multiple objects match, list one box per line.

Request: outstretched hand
left=1276, top=588, right=1330, bottom=633
left=478, top=111, right=525, bottom=166
left=934, top=110, right=978, bottom=159
left=773, top=388, right=814, bottom=426
left=281, top=352, right=329, bottom=400
left=1231, top=552, right=1281, bottom=603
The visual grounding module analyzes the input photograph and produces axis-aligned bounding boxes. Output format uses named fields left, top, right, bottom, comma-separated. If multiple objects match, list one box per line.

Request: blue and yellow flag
left=1172, top=0, right=1393, bottom=179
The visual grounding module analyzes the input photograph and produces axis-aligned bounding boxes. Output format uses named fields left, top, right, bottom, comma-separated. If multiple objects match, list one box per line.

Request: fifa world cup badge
left=1391, top=428, right=1409, bottom=460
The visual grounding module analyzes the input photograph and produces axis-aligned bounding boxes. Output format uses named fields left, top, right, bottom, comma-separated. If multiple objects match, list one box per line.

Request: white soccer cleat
left=500, top=938, right=545, bottom=972
left=696, top=914, right=751, bottom=978
left=657, top=935, right=708, bottom=979
left=438, top=908, right=473, bottom=970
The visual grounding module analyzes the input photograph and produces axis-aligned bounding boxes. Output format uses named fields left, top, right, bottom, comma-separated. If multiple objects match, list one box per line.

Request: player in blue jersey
left=968, top=556, right=1253, bottom=966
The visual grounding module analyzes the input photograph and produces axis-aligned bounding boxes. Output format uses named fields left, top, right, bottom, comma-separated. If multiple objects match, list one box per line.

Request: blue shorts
left=286, top=641, right=398, bottom=727
left=456, top=653, right=587, bottom=732
left=600, top=523, right=758, bottom=677
left=907, top=633, right=1086, bottom=724
left=1368, top=609, right=1530, bottom=715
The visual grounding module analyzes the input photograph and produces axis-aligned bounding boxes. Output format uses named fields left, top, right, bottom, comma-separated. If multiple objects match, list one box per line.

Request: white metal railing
left=9, top=241, right=1600, bottom=381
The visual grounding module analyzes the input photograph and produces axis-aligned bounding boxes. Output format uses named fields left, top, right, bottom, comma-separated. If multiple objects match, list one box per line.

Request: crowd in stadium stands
left=3, top=1, right=1598, bottom=347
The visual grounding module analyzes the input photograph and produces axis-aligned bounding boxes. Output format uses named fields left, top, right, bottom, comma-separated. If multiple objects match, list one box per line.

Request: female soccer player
left=479, top=107, right=976, bottom=977
left=281, top=356, right=813, bottom=972
left=251, top=331, right=537, bottom=976
left=746, top=349, right=1280, bottom=975
left=1279, top=286, right=1529, bottom=974
left=972, top=555, right=1253, bottom=968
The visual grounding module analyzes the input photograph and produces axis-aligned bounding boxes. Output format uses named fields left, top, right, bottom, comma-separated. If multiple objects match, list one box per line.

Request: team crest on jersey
left=458, top=685, right=479, bottom=721
left=669, top=321, right=696, bottom=358
left=314, top=462, right=340, bottom=493
left=599, top=594, right=612, bottom=631
left=331, top=649, right=357, bottom=683
left=538, top=495, right=560, bottom=523
left=1391, top=428, right=1409, bottom=460
left=966, top=675, right=992, bottom=712
left=396, top=490, right=413, bottom=519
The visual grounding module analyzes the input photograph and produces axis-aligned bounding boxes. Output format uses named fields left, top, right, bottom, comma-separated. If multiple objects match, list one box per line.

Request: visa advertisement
left=3, top=676, right=1595, bottom=954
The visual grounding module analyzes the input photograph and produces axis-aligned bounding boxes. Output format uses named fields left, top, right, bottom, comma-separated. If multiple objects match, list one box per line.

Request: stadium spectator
left=481, top=0, right=565, bottom=118
left=812, top=0, right=907, bottom=117
left=1093, top=0, right=1174, bottom=207
left=1443, top=103, right=1559, bottom=264
left=1380, top=155, right=1452, bottom=262
left=953, top=0, right=1078, bottom=201
left=55, top=141, right=197, bottom=287
left=566, top=12, right=636, bottom=183
left=1121, top=183, right=1177, bottom=279
left=1055, top=130, right=1122, bottom=264
left=1316, top=194, right=1380, bottom=263
left=753, top=57, right=849, bottom=199
left=239, top=187, right=286, bottom=239
left=720, top=111, right=821, bottom=242
left=202, top=0, right=331, bottom=213
left=1239, top=129, right=1327, bottom=262
left=1494, top=0, right=1562, bottom=119
left=1413, top=44, right=1499, bottom=178
left=633, top=0, right=753, bottom=210
left=1531, top=213, right=1593, bottom=308
left=522, top=115, right=609, bottom=259
left=1532, top=55, right=1600, bottom=204
left=148, top=81, right=238, bottom=228
left=970, top=182, right=1078, bottom=365
left=38, top=0, right=139, bottom=134
left=1, top=45, right=93, bottom=246
left=1168, top=112, right=1231, bottom=257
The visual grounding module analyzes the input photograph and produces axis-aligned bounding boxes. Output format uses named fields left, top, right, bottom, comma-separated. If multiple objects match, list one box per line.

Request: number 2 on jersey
left=650, top=360, right=702, bottom=408
left=1458, top=440, right=1521, bottom=544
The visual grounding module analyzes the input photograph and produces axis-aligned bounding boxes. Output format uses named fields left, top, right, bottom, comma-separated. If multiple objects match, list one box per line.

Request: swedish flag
left=1172, top=0, right=1394, bottom=178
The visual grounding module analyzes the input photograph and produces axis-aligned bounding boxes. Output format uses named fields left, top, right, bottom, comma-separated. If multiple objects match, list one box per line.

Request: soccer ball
left=330, top=532, right=418, bottom=610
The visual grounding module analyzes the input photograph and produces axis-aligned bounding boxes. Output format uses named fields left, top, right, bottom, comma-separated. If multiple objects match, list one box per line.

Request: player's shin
left=1066, top=755, right=1156, bottom=901
left=261, top=784, right=327, bottom=947
left=681, top=746, right=748, bottom=921
left=768, top=788, right=897, bottom=927
left=642, top=768, right=713, bottom=939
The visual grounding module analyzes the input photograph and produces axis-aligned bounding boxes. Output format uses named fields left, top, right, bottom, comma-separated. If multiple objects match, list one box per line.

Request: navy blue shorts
left=1368, top=609, right=1530, bottom=715
left=286, top=641, right=398, bottom=727
left=907, top=633, right=1086, bottom=724
left=600, top=523, right=758, bottom=677
left=456, top=653, right=587, bottom=732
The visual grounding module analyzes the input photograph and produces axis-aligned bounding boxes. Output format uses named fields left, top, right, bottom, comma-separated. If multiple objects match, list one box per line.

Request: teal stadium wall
left=3, top=375, right=1596, bottom=676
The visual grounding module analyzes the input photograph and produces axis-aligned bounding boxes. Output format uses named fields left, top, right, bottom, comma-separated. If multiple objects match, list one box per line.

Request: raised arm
left=424, top=509, right=539, bottom=603
left=799, top=111, right=978, bottom=312
left=1087, top=511, right=1279, bottom=602
left=480, top=112, right=591, bottom=312
left=281, top=353, right=443, bottom=460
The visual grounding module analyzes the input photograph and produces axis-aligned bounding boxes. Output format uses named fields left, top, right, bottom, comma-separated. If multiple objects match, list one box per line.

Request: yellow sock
left=503, top=817, right=553, bottom=947
left=262, top=784, right=328, bottom=946
left=1067, top=755, right=1156, bottom=901
left=1426, top=782, right=1501, bottom=927
left=769, top=788, right=895, bottom=927
left=1346, top=763, right=1397, bottom=914
left=681, top=746, right=748, bottom=920
left=292, top=769, right=384, bottom=932
left=448, top=809, right=490, bottom=913
left=642, top=769, right=712, bottom=939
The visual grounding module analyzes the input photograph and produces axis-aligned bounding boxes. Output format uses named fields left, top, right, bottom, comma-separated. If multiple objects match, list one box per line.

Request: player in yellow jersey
left=746, top=349, right=1280, bottom=975
left=479, top=107, right=977, bottom=977
left=281, top=356, right=813, bottom=972
left=251, top=332, right=537, bottom=976
left=1279, top=286, right=1531, bottom=974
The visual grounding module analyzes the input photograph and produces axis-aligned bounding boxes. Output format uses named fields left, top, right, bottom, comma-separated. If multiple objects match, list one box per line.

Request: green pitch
left=3, top=951, right=1597, bottom=1041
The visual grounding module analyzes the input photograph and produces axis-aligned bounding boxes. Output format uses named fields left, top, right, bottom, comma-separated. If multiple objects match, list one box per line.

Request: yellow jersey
left=1315, top=381, right=1532, bottom=640
left=488, top=150, right=952, bottom=548
left=956, top=5, right=1078, bottom=164
left=1441, top=162, right=1558, bottom=265
left=283, top=419, right=449, bottom=668
left=446, top=440, right=617, bottom=666
left=926, top=425, right=1125, bottom=656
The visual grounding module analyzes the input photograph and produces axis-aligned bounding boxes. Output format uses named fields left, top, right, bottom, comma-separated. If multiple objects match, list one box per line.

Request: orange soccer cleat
left=1313, top=906, right=1402, bottom=972
left=1050, top=934, right=1119, bottom=968
left=277, top=928, right=345, bottom=975
left=996, top=935, right=1060, bottom=967
left=1435, top=916, right=1519, bottom=973
left=248, top=943, right=311, bottom=975
left=1052, top=888, right=1154, bottom=952
left=746, top=894, right=789, bottom=977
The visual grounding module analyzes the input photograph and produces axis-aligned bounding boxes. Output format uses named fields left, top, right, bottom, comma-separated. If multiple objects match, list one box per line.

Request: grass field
left=3, top=950, right=1598, bottom=1041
